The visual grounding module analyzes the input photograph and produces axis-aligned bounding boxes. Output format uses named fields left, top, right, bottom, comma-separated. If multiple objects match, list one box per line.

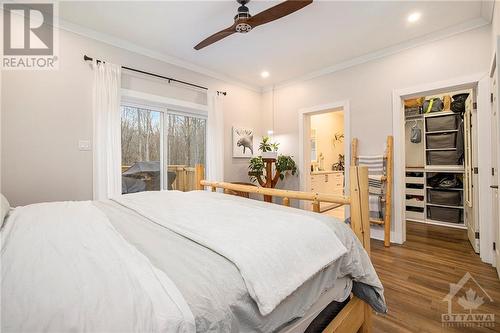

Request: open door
left=465, top=91, right=479, bottom=253
left=491, top=63, right=500, bottom=278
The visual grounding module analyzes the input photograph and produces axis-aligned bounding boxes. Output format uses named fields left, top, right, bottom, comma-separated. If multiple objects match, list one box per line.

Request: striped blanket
left=358, top=156, right=385, bottom=220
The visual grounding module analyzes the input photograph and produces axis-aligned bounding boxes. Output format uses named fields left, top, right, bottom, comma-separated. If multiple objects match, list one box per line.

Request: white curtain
left=206, top=91, right=225, bottom=182
left=92, top=61, right=122, bottom=200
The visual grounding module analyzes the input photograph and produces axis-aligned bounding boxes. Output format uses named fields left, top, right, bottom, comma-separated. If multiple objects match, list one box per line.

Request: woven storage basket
left=426, top=132, right=457, bottom=149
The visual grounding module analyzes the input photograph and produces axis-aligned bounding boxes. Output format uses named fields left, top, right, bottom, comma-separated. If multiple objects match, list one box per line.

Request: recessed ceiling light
left=261, top=71, right=270, bottom=79
left=407, top=12, right=421, bottom=23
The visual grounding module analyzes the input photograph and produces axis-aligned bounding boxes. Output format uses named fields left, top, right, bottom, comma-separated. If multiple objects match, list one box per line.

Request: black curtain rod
left=83, top=55, right=227, bottom=96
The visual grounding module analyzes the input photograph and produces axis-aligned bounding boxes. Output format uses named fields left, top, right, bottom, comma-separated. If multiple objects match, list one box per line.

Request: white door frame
left=298, top=100, right=351, bottom=211
left=392, top=72, right=494, bottom=263
left=490, top=44, right=500, bottom=271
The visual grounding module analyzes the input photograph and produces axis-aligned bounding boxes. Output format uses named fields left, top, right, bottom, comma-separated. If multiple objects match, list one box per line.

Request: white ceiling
left=58, top=1, right=491, bottom=89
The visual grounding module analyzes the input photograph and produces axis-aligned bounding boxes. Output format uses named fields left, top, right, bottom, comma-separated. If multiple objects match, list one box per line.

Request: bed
left=1, top=166, right=385, bottom=332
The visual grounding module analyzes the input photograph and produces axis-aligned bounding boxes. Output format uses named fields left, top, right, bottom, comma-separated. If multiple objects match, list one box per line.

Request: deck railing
left=121, top=164, right=205, bottom=192
left=167, top=164, right=204, bottom=192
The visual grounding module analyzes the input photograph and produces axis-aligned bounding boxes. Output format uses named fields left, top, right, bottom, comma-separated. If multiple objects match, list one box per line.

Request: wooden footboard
left=201, top=166, right=372, bottom=333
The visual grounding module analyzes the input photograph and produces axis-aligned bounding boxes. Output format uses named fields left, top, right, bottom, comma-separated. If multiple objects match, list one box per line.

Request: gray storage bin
left=427, top=189, right=462, bottom=206
left=426, top=133, right=457, bottom=149
left=427, top=206, right=462, bottom=223
left=426, top=115, right=459, bottom=132
left=405, top=107, right=421, bottom=118
left=427, top=150, right=459, bottom=165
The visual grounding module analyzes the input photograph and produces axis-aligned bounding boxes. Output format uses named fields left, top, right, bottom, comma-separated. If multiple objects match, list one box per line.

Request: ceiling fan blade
left=247, top=0, right=312, bottom=28
left=194, top=25, right=236, bottom=50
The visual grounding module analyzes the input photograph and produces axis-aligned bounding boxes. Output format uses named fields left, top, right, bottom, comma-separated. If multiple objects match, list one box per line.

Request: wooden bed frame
left=200, top=166, right=372, bottom=333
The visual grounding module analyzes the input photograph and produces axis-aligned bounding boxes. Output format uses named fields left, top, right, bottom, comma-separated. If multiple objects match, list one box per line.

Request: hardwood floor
left=371, top=221, right=500, bottom=332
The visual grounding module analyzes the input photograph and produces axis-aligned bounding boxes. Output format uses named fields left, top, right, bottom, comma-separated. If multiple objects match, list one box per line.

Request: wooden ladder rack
left=351, top=136, right=393, bottom=247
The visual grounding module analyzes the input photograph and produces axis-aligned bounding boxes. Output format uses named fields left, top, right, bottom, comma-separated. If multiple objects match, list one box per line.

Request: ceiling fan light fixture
left=194, top=0, right=313, bottom=50
left=407, top=12, right=421, bottom=23
left=236, top=22, right=252, bottom=33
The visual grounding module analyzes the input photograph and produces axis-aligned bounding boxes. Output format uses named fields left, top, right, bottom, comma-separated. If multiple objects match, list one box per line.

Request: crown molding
left=54, top=8, right=492, bottom=95
left=262, top=17, right=491, bottom=93
left=56, top=18, right=261, bottom=93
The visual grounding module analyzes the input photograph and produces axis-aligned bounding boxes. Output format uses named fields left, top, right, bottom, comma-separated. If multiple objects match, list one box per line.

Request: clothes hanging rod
left=83, top=55, right=227, bottom=96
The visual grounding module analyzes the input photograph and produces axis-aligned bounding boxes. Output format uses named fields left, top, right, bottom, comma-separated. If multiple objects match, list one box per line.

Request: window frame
left=121, top=89, right=208, bottom=192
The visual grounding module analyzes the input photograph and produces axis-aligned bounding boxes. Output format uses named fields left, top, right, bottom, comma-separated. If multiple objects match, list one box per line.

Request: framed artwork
left=232, top=127, right=254, bottom=158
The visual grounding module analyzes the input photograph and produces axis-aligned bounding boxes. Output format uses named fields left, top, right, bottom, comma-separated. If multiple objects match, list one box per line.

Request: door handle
left=491, top=185, right=499, bottom=189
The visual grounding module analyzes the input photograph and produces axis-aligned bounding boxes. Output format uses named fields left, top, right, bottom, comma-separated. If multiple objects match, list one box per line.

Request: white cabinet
left=310, top=171, right=344, bottom=211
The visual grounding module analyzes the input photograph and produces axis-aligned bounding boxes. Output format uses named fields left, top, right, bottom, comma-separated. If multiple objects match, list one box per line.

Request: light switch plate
left=78, top=140, right=92, bottom=151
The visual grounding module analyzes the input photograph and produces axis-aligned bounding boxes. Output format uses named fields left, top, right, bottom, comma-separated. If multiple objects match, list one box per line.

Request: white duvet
left=114, top=191, right=348, bottom=316
left=1, top=201, right=195, bottom=333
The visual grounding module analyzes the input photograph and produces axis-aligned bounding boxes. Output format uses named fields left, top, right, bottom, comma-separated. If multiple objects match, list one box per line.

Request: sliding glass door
left=121, top=105, right=163, bottom=194
left=166, top=112, right=207, bottom=192
left=120, top=104, right=206, bottom=194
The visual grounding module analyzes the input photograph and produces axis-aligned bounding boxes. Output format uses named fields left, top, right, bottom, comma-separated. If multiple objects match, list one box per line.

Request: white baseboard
left=370, top=227, right=402, bottom=245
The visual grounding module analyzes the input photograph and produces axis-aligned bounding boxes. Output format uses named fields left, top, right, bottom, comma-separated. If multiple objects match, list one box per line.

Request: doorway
left=402, top=88, right=477, bottom=246
left=392, top=73, right=494, bottom=263
left=298, top=101, right=350, bottom=218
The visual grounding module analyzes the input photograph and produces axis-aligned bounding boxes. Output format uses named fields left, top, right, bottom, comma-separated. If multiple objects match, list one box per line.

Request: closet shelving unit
left=405, top=167, right=425, bottom=222
left=405, top=91, right=472, bottom=230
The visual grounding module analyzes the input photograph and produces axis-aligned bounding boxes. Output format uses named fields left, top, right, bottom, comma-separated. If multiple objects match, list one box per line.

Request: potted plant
left=259, top=136, right=279, bottom=159
left=332, top=154, right=345, bottom=171
left=248, top=156, right=265, bottom=182
left=248, top=154, right=297, bottom=184
left=248, top=136, right=298, bottom=187
left=275, top=155, right=298, bottom=180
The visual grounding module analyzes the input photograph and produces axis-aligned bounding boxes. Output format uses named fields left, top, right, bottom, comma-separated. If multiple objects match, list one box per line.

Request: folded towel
left=359, top=156, right=386, bottom=218
left=369, top=195, right=383, bottom=219
left=358, top=156, right=384, bottom=176
left=368, top=175, right=384, bottom=181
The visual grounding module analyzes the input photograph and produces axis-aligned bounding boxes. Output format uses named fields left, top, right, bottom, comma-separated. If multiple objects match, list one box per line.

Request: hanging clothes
left=410, top=121, right=422, bottom=143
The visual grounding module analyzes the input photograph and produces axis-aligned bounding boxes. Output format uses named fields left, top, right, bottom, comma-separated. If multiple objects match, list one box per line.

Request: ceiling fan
left=194, top=0, right=313, bottom=50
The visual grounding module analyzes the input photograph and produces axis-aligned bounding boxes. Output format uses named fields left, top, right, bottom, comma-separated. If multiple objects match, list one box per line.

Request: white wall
left=261, top=25, right=492, bottom=240
left=1, top=27, right=262, bottom=206
left=1, top=22, right=494, bottom=209
left=262, top=25, right=491, bottom=177
left=492, top=1, right=500, bottom=49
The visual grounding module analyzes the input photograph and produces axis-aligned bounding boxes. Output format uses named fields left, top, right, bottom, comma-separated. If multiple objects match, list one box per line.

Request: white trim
left=392, top=73, right=494, bottom=264
left=264, top=18, right=490, bottom=92
left=121, top=100, right=167, bottom=115
left=298, top=100, right=351, bottom=216
left=56, top=18, right=260, bottom=93
left=490, top=41, right=500, bottom=271
left=121, top=89, right=208, bottom=115
left=477, top=75, right=493, bottom=264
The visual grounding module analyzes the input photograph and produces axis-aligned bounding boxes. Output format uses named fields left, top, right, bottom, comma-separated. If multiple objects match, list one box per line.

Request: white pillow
left=1, top=194, right=10, bottom=227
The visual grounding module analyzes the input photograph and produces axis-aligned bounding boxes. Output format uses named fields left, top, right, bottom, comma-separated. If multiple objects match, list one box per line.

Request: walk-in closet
left=404, top=87, right=479, bottom=252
